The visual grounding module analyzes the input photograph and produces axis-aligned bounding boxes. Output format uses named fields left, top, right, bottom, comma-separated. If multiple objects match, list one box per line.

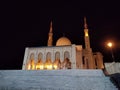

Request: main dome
left=56, top=36, right=72, bottom=46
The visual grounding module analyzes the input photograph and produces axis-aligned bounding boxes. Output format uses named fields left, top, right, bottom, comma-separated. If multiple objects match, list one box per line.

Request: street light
left=107, top=42, right=112, bottom=47
left=107, top=42, right=115, bottom=62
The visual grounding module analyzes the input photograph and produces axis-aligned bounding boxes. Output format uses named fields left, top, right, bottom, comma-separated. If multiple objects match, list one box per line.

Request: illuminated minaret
left=84, top=17, right=90, bottom=49
left=47, top=21, right=53, bottom=46
left=83, top=17, right=95, bottom=69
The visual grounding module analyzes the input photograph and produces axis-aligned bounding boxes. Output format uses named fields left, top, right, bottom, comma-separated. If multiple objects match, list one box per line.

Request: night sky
left=1, top=1, right=120, bottom=69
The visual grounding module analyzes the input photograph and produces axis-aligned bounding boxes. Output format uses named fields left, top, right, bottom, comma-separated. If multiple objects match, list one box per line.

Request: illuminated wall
left=22, top=45, right=76, bottom=70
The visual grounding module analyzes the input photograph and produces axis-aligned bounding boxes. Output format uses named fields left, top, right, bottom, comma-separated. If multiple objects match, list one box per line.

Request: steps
left=0, top=69, right=118, bottom=90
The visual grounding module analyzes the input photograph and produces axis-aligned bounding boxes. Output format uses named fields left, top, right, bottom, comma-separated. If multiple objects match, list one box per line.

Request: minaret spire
left=50, top=21, right=52, bottom=33
left=84, top=16, right=90, bottom=48
left=47, top=21, right=53, bottom=46
left=84, top=16, right=88, bottom=29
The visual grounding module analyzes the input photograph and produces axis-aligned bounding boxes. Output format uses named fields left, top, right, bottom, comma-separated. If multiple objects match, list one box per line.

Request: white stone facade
left=22, top=45, right=77, bottom=70
left=22, top=44, right=104, bottom=70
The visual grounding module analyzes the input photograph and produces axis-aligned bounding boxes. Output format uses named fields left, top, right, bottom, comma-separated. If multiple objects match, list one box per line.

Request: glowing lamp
left=107, top=42, right=112, bottom=47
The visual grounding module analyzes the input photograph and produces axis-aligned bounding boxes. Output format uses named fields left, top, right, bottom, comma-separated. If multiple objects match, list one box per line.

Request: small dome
left=56, top=36, right=71, bottom=46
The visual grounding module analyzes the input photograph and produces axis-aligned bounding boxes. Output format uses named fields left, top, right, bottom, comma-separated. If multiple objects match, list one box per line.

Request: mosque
left=22, top=17, right=104, bottom=70
left=1, top=17, right=118, bottom=90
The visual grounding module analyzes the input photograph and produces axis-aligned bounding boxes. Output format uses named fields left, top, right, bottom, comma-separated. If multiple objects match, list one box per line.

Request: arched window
left=38, top=53, right=43, bottom=60
left=30, top=53, right=34, bottom=60
left=31, top=59, right=35, bottom=70
left=27, top=53, right=35, bottom=70
left=64, top=51, right=70, bottom=59
left=53, top=52, right=61, bottom=69
left=55, top=52, right=60, bottom=60
left=62, top=57, right=71, bottom=69
left=62, top=51, right=71, bottom=69
left=36, top=53, right=44, bottom=70
left=45, top=52, right=52, bottom=70
left=36, top=60, right=44, bottom=70
left=46, top=52, right=51, bottom=60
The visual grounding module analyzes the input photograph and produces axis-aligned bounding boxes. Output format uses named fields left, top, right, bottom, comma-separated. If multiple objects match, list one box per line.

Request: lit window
left=85, top=32, right=88, bottom=37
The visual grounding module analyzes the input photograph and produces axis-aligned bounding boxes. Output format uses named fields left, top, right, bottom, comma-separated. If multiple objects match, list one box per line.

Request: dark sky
left=1, top=1, right=120, bottom=69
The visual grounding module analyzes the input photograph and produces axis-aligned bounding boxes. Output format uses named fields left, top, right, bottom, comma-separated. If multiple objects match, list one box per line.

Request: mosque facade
left=22, top=17, right=104, bottom=70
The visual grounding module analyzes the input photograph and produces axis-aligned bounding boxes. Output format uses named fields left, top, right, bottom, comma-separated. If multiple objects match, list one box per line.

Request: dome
left=56, top=36, right=72, bottom=46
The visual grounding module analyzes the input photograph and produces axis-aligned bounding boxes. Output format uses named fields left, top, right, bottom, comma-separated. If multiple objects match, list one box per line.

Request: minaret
left=84, top=17, right=90, bottom=49
left=47, top=21, right=53, bottom=46
left=83, top=17, right=95, bottom=69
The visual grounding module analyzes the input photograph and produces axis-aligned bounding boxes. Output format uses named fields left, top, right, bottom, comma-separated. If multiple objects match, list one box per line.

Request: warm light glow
left=31, top=64, right=35, bottom=70
left=31, top=61, right=35, bottom=70
left=85, top=32, right=88, bottom=36
left=28, top=64, right=31, bottom=70
left=36, top=65, right=40, bottom=70
left=27, top=60, right=35, bottom=70
left=36, top=61, right=44, bottom=70
left=47, top=64, right=53, bottom=70
left=53, top=64, right=58, bottom=69
left=40, top=65, right=44, bottom=70
left=36, top=64, right=44, bottom=70
left=107, top=42, right=113, bottom=47
left=44, top=63, right=47, bottom=69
